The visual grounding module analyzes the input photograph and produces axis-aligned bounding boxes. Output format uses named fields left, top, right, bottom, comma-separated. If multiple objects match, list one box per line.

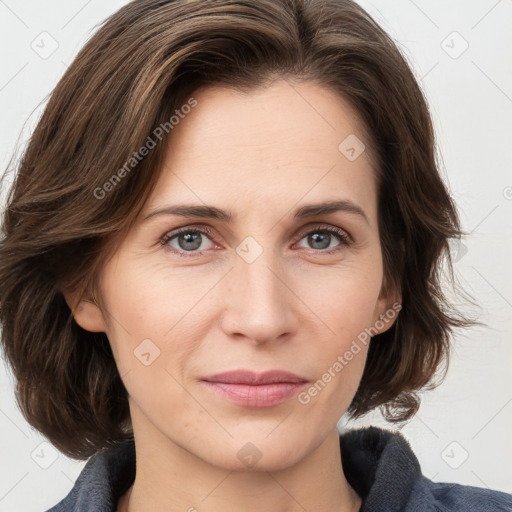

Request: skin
left=66, top=78, right=400, bottom=512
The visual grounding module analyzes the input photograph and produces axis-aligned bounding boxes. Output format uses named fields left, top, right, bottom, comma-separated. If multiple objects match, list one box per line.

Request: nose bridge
left=221, top=241, right=296, bottom=342
left=241, top=249, right=282, bottom=305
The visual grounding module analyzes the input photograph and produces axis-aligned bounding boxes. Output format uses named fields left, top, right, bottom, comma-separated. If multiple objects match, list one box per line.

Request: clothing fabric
left=46, top=426, right=512, bottom=511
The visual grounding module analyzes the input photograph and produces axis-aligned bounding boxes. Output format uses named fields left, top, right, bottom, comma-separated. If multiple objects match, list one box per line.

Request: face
left=71, top=78, right=398, bottom=471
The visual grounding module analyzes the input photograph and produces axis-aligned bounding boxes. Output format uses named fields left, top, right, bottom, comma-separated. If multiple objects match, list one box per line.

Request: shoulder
left=339, top=426, right=512, bottom=512
left=44, top=439, right=135, bottom=512
left=418, top=479, right=512, bottom=512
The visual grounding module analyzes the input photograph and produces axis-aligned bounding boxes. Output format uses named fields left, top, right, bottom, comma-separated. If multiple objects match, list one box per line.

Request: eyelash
left=159, top=224, right=353, bottom=258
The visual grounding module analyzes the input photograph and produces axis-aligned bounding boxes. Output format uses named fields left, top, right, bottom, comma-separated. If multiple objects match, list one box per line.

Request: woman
left=0, top=0, right=510, bottom=511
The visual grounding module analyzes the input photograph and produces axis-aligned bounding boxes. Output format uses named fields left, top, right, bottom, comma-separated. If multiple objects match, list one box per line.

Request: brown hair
left=0, top=0, right=479, bottom=459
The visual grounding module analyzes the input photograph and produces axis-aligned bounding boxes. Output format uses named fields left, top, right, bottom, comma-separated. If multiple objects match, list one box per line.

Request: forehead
left=145, top=79, right=378, bottom=225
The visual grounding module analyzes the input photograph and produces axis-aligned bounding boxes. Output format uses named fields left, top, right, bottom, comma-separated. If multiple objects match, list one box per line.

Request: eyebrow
left=143, top=199, right=369, bottom=225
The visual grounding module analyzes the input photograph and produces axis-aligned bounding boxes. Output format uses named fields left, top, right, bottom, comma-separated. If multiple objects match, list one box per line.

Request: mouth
left=200, top=369, right=308, bottom=408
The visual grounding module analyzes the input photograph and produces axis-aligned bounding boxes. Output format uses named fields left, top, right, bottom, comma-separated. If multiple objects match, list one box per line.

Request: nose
left=219, top=251, right=299, bottom=345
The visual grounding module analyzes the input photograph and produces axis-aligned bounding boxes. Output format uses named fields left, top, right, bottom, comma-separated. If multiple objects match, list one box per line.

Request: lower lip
left=201, top=381, right=308, bottom=407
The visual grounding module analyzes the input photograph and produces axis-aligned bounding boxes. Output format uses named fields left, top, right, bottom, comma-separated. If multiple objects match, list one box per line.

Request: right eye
left=160, top=225, right=218, bottom=257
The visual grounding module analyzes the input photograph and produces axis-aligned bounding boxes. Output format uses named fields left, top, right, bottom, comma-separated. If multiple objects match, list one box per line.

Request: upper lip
left=201, top=369, right=308, bottom=385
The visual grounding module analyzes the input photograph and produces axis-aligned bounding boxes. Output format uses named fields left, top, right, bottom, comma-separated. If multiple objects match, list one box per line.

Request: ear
left=371, top=276, right=402, bottom=336
left=63, top=285, right=108, bottom=333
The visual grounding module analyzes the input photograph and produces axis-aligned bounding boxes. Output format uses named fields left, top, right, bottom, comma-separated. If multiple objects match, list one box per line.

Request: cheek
left=99, top=258, right=217, bottom=378
left=101, top=256, right=194, bottom=331
left=291, top=262, right=381, bottom=397
left=295, top=259, right=383, bottom=338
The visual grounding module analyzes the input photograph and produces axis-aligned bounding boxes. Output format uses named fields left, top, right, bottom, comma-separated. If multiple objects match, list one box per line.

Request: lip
left=201, top=369, right=308, bottom=385
left=200, top=369, right=308, bottom=408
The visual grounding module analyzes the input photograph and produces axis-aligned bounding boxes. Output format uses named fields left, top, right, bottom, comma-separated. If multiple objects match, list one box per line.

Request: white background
left=1, top=0, right=511, bottom=510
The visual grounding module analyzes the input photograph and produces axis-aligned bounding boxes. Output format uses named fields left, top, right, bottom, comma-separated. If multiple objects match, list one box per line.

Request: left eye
left=296, top=228, right=351, bottom=251
left=160, top=225, right=352, bottom=257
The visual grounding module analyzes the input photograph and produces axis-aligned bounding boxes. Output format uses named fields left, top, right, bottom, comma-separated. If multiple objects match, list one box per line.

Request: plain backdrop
left=1, top=0, right=511, bottom=510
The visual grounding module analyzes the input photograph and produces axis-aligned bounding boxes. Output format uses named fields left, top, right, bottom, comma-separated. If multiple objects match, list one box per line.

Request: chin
left=195, top=429, right=313, bottom=472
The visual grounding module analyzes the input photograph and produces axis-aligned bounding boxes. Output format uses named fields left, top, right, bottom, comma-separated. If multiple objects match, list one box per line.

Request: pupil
left=310, top=232, right=330, bottom=250
left=180, top=232, right=201, bottom=251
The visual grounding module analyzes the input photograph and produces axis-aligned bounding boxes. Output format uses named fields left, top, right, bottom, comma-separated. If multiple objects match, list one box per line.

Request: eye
left=160, top=226, right=216, bottom=256
left=295, top=225, right=352, bottom=254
